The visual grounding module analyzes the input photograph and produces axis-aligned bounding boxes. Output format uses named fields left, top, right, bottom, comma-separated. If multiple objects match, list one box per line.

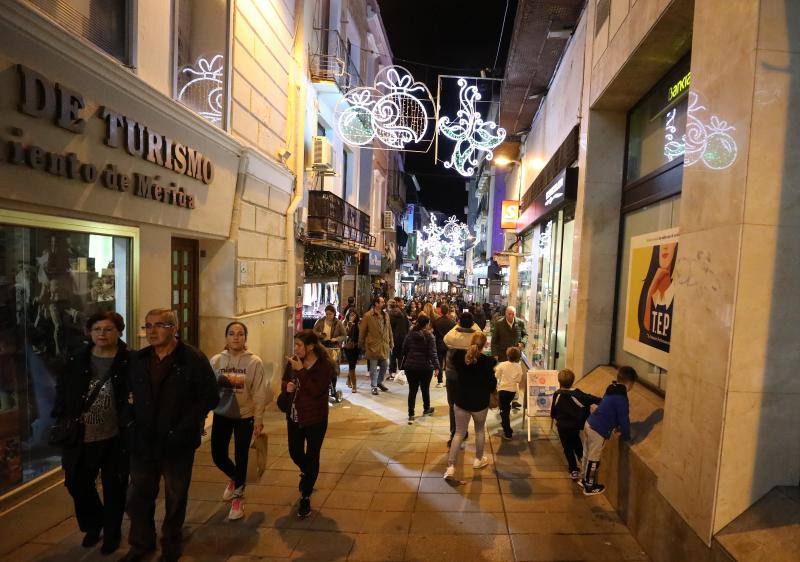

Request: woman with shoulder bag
left=51, top=311, right=131, bottom=555
left=280, top=330, right=336, bottom=519
left=402, top=314, right=438, bottom=424
left=313, top=305, right=346, bottom=400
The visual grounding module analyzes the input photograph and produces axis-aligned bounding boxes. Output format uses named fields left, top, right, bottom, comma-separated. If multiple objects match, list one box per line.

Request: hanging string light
left=417, top=215, right=470, bottom=274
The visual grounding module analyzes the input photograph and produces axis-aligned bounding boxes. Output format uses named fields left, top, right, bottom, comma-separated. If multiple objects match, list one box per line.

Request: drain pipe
left=285, top=0, right=308, bottom=347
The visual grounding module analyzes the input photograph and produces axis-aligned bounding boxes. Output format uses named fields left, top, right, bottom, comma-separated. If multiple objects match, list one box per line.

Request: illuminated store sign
left=500, top=200, right=519, bottom=230
left=1, top=64, right=216, bottom=210
left=517, top=168, right=578, bottom=231
left=668, top=71, right=691, bottom=102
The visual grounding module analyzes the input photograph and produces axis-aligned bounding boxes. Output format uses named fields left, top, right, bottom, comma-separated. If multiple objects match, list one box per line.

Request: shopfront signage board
left=368, top=250, right=382, bottom=275
left=526, top=369, right=558, bottom=441
left=517, top=168, right=577, bottom=232
left=478, top=277, right=488, bottom=286
left=501, top=199, right=519, bottom=230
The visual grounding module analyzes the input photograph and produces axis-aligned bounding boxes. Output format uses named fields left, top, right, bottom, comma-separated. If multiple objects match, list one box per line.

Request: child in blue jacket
left=580, top=366, right=637, bottom=495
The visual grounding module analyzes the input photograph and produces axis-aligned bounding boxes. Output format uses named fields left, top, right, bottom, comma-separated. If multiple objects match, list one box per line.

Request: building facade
left=496, top=0, right=800, bottom=559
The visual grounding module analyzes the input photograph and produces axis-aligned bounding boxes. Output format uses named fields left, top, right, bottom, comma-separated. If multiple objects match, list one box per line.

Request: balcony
left=309, top=28, right=359, bottom=92
left=307, top=190, right=375, bottom=249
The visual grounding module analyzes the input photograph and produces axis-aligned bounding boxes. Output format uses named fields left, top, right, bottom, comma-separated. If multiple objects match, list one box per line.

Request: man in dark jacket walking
left=122, top=309, right=218, bottom=562
left=432, top=305, right=456, bottom=386
left=387, top=299, right=410, bottom=379
left=490, top=305, right=527, bottom=361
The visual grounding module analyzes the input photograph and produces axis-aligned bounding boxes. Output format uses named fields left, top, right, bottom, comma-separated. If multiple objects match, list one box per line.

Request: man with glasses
left=121, top=309, right=218, bottom=562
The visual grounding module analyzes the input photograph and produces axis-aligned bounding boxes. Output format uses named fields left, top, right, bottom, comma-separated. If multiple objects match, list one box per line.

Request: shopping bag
left=247, top=433, right=268, bottom=483
left=394, top=370, right=407, bottom=385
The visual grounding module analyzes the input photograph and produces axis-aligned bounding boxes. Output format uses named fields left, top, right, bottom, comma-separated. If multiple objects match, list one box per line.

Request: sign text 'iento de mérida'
left=0, top=64, right=217, bottom=210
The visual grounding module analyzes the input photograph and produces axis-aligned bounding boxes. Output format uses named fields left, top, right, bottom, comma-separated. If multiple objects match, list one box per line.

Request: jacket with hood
left=587, top=382, right=631, bottom=440
left=550, top=388, right=601, bottom=431
left=211, top=350, right=269, bottom=420
left=359, top=308, right=394, bottom=360
left=443, top=323, right=481, bottom=381
left=449, top=350, right=497, bottom=411
left=402, top=329, right=438, bottom=370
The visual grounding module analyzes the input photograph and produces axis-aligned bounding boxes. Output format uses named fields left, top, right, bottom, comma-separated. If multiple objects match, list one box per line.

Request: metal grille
left=27, top=0, right=128, bottom=62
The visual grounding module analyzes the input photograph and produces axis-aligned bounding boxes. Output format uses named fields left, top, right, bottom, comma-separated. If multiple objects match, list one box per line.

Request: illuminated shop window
left=27, top=0, right=131, bottom=63
left=174, top=0, right=230, bottom=128
left=0, top=221, right=132, bottom=494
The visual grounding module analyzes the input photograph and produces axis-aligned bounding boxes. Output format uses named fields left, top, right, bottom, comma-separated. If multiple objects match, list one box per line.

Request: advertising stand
left=525, top=370, right=559, bottom=442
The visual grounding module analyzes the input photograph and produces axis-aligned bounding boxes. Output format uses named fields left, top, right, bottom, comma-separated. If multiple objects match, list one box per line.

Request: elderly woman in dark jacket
left=52, top=311, right=131, bottom=555
left=402, top=314, right=438, bottom=423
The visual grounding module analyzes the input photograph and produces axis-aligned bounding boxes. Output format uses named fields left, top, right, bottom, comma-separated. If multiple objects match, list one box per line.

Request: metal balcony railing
left=307, top=191, right=375, bottom=248
left=309, top=28, right=360, bottom=91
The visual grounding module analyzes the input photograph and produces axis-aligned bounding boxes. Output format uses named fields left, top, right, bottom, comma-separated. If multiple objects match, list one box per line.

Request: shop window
left=626, top=55, right=691, bottom=184
left=27, top=0, right=131, bottom=63
left=174, top=0, right=230, bottom=128
left=612, top=196, right=680, bottom=392
left=0, top=220, right=132, bottom=495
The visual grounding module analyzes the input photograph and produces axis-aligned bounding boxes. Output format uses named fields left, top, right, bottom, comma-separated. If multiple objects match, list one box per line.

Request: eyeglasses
left=142, top=322, right=175, bottom=330
left=90, top=327, right=117, bottom=334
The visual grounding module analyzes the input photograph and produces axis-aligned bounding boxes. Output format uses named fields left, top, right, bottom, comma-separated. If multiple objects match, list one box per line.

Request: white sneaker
left=222, top=480, right=235, bottom=501
left=473, top=456, right=489, bottom=469
left=228, top=497, right=244, bottom=520
left=443, top=466, right=456, bottom=480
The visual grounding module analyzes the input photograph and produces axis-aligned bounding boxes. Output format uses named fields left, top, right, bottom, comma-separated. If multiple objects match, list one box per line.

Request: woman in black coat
left=402, top=314, right=438, bottom=423
left=342, top=309, right=361, bottom=392
left=52, top=311, right=131, bottom=555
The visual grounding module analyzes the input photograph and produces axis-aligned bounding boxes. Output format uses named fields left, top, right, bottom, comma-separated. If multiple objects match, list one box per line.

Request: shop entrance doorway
left=171, top=237, right=199, bottom=346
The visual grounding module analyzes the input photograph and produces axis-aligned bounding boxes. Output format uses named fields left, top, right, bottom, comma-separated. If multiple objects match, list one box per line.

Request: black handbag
left=48, top=369, right=113, bottom=447
left=276, top=391, right=293, bottom=414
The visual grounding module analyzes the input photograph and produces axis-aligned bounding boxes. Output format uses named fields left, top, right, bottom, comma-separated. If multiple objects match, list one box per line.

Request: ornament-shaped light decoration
left=178, top=55, right=225, bottom=126
left=335, top=66, right=435, bottom=152
left=418, top=215, right=470, bottom=274
left=437, top=78, right=506, bottom=177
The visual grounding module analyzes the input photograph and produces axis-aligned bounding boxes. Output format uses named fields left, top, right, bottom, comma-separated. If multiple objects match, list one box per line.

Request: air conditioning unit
left=382, top=210, right=395, bottom=230
left=312, top=136, right=334, bottom=171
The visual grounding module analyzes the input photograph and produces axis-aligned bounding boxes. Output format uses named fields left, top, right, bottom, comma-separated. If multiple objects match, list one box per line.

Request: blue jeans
left=368, top=358, right=388, bottom=388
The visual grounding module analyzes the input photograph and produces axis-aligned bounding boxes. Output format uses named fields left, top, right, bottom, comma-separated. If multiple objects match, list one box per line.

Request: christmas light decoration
left=664, top=91, right=738, bottom=170
left=335, top=65, right=434, bottom=151
left=437, top=78, right=506, bottom=177
left=417, top=215, right=470, bottom=274
left=178, top=55, right=225, bottom=125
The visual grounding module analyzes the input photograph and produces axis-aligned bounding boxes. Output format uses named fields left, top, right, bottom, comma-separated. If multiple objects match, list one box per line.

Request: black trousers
left=127, top=451, right=195, bottom=557
left=287, top=419, right=328, bottom=498
left=436, top=347, right=446, bottom=383
left=498, top=390, right=515, bottom=437
left=557, top=427, right=583, bottom=472
left=211, top=414, right=254, bottom=489
left=389, top=344, right=404, bottom=374
left=445, top=378, right=458, bottom=438
left=405, top=368, right=433, bottom=416
left=343, top=348, right=359, bottom=372
left=64, top=435, right=128, bottom=539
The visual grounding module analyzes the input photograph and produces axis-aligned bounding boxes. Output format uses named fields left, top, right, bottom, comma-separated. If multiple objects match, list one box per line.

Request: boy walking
left=550, top=369, right=601, bottom=479
left=580, top=366, right=638, bottom=496
left=495, top=347, right=525, bottom=440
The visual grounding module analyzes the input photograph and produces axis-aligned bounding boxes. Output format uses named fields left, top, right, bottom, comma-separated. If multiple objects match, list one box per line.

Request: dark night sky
left=376, top=0, right=517, bottom=221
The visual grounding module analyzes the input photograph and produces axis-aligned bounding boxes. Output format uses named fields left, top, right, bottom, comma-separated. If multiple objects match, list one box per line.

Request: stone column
left=658, top=0, right=800, bottom=542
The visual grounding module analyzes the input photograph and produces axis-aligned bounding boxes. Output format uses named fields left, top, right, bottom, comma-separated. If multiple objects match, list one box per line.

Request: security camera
left=278, top=149, right=292, bottom=162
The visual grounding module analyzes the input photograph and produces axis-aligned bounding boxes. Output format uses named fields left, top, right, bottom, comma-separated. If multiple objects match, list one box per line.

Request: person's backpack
left=552, top=390, right=591, bottom=430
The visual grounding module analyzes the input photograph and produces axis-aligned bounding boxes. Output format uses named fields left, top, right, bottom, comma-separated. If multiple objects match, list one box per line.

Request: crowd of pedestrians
left=49, top=293, right=637, bottom=560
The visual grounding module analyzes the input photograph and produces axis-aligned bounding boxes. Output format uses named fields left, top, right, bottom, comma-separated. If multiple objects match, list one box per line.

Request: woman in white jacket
left=210, top=321, right=268, bottom=521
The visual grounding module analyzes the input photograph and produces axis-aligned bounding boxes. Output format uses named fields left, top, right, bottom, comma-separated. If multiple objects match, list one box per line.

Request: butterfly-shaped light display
left=437, top=78, right=506, bottom=177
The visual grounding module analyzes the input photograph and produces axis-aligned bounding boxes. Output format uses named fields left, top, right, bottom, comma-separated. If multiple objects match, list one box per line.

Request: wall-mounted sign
left=1, top=64, right=216, bottom=211
left=478, top=277, right=488, bottom=287
left=667, top=71, right=691, bottom=103
left=368, top=250, right=382, bottom=275
left=517, top=167, right=578, bottom=231
left=500, top=199, right=519, bottom=230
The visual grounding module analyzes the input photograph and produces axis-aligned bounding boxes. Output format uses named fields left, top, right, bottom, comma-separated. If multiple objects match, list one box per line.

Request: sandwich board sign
left=526, top=369, right=558, bottom=441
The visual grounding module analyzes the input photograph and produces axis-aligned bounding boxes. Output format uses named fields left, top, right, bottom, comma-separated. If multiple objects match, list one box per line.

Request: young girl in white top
left=210, top=322, right=268, bottom=520
left=495, top=346, right=524, bottom=440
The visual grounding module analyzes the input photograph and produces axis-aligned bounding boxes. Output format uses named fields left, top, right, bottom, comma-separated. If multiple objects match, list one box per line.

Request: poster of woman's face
left=623, top=228, right=679, bottom=369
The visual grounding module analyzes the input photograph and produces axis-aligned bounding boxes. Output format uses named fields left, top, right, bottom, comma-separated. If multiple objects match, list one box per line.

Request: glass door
left=554, top=218, right=574, bottom=370
left=171, top=238, right=199, bottom=346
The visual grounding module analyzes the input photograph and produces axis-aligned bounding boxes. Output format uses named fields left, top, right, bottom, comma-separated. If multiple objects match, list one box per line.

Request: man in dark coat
left=490, top=305, right=528, bottom=361
left=432, top=304, right=456, bottom=386
left=122, top=309, right=218, bottom=562
left=387, top=298, right=410, bottom=378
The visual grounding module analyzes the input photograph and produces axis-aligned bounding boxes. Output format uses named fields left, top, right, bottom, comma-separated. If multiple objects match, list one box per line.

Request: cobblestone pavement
left=5, top=365, right=649, bottom=561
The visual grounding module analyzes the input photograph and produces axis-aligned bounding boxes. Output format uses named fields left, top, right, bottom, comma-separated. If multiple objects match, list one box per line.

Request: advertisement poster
left=623, top=227, right=679, bottom=369
left=527, top=370, right=559, bottom=417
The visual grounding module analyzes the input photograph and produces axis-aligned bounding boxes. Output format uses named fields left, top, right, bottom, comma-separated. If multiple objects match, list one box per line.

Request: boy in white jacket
left=494, top=347, right=524, bottom=440
left=210, top=322, right=269, bottom=520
